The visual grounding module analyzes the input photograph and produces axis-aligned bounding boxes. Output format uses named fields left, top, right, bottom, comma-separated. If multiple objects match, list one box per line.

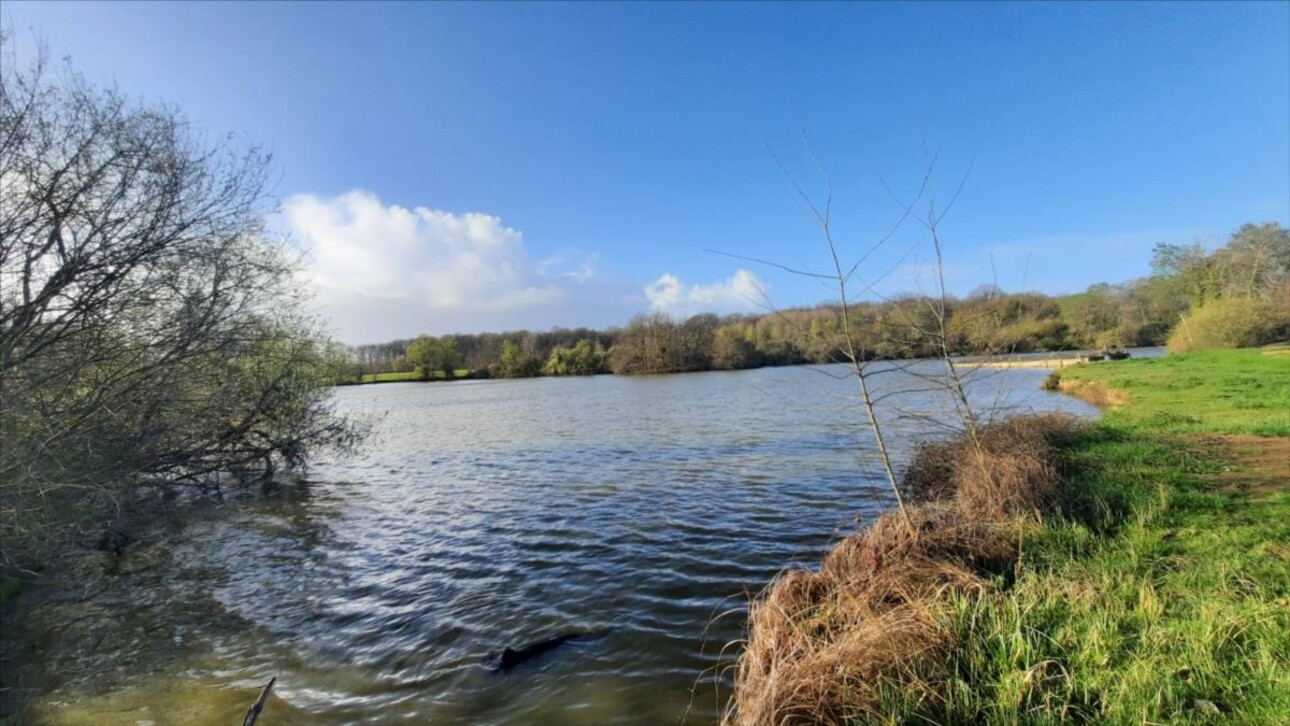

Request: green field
left=1058, top=348, right=1290, bottom=436
left=873, top=349, right=1290, bottom=724
left=348, top=369, right=473, bottom=384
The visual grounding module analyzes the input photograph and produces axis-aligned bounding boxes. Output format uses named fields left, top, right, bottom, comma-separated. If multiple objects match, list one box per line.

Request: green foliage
left=542, top=339, right=606, bottom=376
left=495, top=338, right=541, bottom=378
left=711, top=324, right=762, bottom=370
left=1153, top=241, right=1225, bottom=306
left=406, top=335, right=459, bottom=380
left=608, top=313, right=714, bottom=374
left=1057, top=283, right=1179, bottom=349
left=1166, top=298, right=1290, bottom=354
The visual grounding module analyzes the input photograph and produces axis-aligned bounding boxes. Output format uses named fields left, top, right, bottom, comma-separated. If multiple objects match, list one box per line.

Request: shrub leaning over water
left=0, top=42, right=363, bottom=564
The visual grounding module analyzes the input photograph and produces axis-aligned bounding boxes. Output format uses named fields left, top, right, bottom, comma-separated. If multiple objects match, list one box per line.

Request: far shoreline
left=335, top=347, right=1160, bottom=385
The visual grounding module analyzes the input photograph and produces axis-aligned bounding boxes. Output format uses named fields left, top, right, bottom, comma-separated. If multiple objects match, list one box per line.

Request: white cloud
left=537, top=248, right=600, bottom=282
left=644, top=269, right=766, bottom=318
left=284, top=191, right=638, bottom=342
left=287, top=190, right=557, bottom=310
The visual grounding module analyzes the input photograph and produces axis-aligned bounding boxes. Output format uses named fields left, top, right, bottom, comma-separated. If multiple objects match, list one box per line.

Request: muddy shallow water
left=4, top=358, right=1127, bottom=725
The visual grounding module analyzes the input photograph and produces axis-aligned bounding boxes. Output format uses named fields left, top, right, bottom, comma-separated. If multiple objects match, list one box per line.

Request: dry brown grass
left=1056, top=378, right=1127, bottom=409
left=727, top=414, right=1080, bottom=726
left=905, top=413, right=1077, bottom=518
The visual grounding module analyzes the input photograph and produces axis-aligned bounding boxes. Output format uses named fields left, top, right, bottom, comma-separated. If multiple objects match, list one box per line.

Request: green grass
left=351, top=369, right=473, bottom=384
left=1059, top=348, right=1290, bottom=436
left=870, top=349, right=1290, bottom=724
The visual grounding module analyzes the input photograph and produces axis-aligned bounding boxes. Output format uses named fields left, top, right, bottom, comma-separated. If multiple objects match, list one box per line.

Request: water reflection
left=6, top=358, right=1119, bottom=725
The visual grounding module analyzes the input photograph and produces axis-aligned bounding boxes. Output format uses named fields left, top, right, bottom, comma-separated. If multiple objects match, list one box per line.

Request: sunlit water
left=6, top=355, right=1156, bottom=725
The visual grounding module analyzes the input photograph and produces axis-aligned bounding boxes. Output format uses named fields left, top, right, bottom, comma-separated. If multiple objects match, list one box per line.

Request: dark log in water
left=483, top=632, right=596, bottom=672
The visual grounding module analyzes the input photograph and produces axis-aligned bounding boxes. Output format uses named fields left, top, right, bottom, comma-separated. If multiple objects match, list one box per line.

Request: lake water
left=5, top=358, right=1123, bottom=725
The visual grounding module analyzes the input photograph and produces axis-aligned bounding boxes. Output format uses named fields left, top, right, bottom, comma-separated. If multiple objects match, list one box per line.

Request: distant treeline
left=343, top=222, right=1289, bottom=380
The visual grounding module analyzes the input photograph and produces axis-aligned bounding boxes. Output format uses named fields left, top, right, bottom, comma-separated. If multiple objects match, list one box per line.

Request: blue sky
left=5, top=1, right=1288, bottom=343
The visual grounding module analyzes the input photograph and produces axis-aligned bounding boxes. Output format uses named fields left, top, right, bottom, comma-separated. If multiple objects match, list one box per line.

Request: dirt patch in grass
left=1185, top=433, right=1290, bottom=498
left=1057, top=378, right=1127, bottom=409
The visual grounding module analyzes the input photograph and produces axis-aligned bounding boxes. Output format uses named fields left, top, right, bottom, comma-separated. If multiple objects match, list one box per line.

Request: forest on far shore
left=345, top=222, right=1289, bottom=380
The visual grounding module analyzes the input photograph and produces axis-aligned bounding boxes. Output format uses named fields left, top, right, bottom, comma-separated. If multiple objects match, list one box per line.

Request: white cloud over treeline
left=284, top=190, right=764, bottom=343
left=644, top=269, right=767, bottom=318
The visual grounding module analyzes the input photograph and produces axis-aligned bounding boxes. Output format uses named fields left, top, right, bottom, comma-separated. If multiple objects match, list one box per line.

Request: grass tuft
left=729, top=415, right=1078, bottom=725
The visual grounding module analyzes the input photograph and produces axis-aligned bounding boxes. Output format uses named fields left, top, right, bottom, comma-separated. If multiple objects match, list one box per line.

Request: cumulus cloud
left=644, top=269, right=766, bottom=318
left=287, top=190, right=557, bottom=309
left=284, top=191, right=638, bottom=342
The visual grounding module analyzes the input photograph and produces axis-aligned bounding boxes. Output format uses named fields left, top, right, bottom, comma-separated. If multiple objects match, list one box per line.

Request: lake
left=6, top=358, right=1125, bottom=725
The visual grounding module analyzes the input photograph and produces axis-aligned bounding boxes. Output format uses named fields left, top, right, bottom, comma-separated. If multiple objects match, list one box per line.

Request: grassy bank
left=338, top=369, right=475, bottom=385
left=730, top=348, right=1289, bottom=724
left=1057, top=348, right=1290, bottom=435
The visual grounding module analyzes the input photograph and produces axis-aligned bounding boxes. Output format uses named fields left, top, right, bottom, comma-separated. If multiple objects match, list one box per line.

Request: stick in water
left=242, top=677, right=276, bottom=726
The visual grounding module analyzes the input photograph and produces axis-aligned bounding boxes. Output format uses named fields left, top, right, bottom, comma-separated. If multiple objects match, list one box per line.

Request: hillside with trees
left=342, top=222, right=1289, bottom=381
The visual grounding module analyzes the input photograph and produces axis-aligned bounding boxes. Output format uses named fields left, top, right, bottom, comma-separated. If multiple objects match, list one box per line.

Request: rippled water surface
left=8, top=360, right=1122, bottom=725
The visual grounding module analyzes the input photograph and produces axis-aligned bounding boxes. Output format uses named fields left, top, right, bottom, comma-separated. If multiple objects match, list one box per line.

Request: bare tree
left=713, top=145, right=942, bottom=534
left=713, top=144, right=1014, bottom=538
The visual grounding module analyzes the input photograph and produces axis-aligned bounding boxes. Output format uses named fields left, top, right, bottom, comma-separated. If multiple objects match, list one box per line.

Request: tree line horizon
left=346, top=220, right=1289, bottom=381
